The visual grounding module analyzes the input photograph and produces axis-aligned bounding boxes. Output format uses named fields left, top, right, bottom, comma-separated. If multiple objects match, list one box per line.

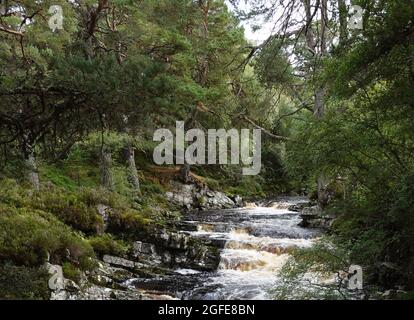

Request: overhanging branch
left=240, top=115, right=290, bottom=141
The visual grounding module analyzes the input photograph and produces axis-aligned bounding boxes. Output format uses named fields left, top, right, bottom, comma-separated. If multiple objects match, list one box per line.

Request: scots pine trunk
left=180, top=163, right=191, bottom=183
left=180, top=0, right=211, bottom=183
left=22, top=136, right=40, bottom=191
left=304, top=0, right=329, bottom=206
left=24, top=149, right=40, bottom=191
left=338, top=0, right=348, bottom=45
left=125, top=146, right=141, bottom=194
left=100, top=146, right=113, bottom=190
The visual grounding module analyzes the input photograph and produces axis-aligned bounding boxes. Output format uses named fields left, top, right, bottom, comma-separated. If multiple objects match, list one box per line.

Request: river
left=126, top=196, right=321, bottom=300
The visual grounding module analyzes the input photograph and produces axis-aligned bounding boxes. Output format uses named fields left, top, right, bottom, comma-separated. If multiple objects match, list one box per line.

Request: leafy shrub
left=273, top=238, right=353, bottom=300
left=141, top=180, right=165, bottom=195
left=0, top=264, right=50, bottom=300
left=88, top=234, right=130, bottom=258
left=107, top=209, right=152, bottom=237
left=62, top=262, right=82, bottom=283
left=30, top=190, right=103, bottom=233
left=0, top=208, right=94, bottom=267
left=225, top=176, right=266, bottom=198
left=0, top=178, right=30, bottom=207
left=78, top=187, right=131, bottom=210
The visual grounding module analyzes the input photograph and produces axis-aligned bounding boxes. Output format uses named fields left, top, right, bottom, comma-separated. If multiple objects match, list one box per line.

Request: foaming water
left=225, top=237, right=314, bottom=254
left=180, top=197, right=321, bottom=300
left=175, top=269, right=202, bottom=275
left=219, top=249, right=290, bottom=272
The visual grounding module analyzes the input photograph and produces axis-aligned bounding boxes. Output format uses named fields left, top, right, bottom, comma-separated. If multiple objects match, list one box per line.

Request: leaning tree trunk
left=100, top=146, right=113, bottom=190
left=125, top=146, right=141, bottom=194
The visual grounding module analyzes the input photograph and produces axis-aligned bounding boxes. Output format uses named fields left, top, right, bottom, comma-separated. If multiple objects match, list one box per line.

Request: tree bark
left=24, top=149, right=40, bottom=191
left=125, top=146, right=141, bottom=194
left=22, top=136, right=40, bottom=191
left=314, top=86, right=326, bottom=118
left=304, top=0, right=329, bottom=205
left=179, top=0, right=211, bottom=183
left=338, top=0, right=348, bottom=45
left=180, top=163, right=191, bottom=183
left=303, top=0, right=317, bottom=54
left=320, top=0, right=328, bottom=56
left=100, top=146, right=113, bottom=190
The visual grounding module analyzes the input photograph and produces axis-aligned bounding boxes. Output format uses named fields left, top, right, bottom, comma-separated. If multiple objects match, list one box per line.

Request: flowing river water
left=126, top=197, right=322, bottom=300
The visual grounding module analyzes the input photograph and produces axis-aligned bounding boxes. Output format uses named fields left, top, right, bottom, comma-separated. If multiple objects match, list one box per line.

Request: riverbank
left=43, top=193, right=325, bottom=300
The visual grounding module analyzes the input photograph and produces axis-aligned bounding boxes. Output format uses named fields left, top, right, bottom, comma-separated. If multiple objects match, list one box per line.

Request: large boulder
left=166, top=180, right=236, bottom=211
left=196, top=190, right=235, bottom=210
left=166, top=182, right=196, bottom=210
left=298, top=206, right=334, bottom=229
left=133, top=230, right=220, bottom=271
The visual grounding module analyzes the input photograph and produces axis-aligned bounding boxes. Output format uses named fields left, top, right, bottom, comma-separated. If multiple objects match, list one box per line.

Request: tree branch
left=240, top=115, right=290, bottom=141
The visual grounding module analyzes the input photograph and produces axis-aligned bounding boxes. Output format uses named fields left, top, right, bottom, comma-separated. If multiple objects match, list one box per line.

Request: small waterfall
left=124, top=197, right=322, bottom=300
left=180, top=197, right=320, bottom=300
left=219, top=249, right=290, bottom=272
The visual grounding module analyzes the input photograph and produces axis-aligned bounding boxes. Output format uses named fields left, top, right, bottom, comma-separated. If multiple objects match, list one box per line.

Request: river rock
left=232, top=195, right=243, bottom=207
left=198, top=191, right=235, bottom=210
left=65, top=284, right=144, bottom=300
left=166, top=182, right=196, bottom=209
left=299, top=206, right=333, bottom=229
left=166, top=180, right=236, bottom=210
left=133, top=241, right=156, bottom=256
left=103, top=255, right=136, bottom=269
left=45, top=263, right=84, bottom=300
left=288, top=202, right=312, bottom=212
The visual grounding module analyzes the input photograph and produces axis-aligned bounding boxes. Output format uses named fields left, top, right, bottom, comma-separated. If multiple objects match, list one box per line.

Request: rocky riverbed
left=47, top=181, right=331, bottom=300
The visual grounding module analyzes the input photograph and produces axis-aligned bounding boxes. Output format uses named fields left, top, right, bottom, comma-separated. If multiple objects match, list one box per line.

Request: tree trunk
left=100, top=146, right=113, bottom=190
left=22, top=137, right=40, bottom=191
left=25, top=150, right=40, bottom=191
left=315, top=0, right=329, bottom=205
left=338, top=0, right=348, bottom=45
left=314, top=86, right=326, bottom=118
left=317, top=175, right=329, bottom=207
left=179, top=0, right=210, bottom=183
left=180, top=163, right=191, bottom=183
left=303, top=0, right=317, bottom=54
left=320, top=0, right=328, bottom=56
left=304, top=0, right=329, bottom=206
left=125, top=146, right=141, bottom=194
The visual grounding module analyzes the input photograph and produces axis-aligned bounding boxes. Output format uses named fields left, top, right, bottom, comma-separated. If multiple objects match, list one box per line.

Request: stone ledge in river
left=288, top=201, right=313, bottom=212
left=166, top=180, right=240, bottom=211
left=132, top=232, right=221, bottom=272
left=298, top=205, right=334, bottom=229
left=48, top=258, right=178, bottom=300
left=103, top=255, right=148, bottom=270
left=61, top=284, right=177, bottom=300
